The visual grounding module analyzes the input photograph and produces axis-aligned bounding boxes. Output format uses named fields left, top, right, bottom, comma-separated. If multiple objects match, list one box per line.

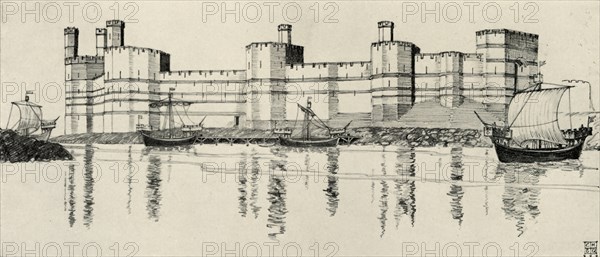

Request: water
left=1, top=145, right=598, bottom=256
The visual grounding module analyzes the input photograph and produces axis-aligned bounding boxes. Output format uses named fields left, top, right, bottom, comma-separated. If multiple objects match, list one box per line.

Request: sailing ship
left=476, top=83, right=593, bottom=163
left=140, top=89, right=199, bottom=147
left=279, top=97, right=343, bottom=147
left=5, top=93, right=58, bottom=141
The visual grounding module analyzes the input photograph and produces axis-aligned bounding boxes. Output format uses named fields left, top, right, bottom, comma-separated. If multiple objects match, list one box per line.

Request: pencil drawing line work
left=64, top=20, right=539, bottom=133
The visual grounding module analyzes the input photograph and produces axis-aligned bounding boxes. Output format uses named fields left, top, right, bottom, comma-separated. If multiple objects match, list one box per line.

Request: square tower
left=106, top=20, right=125, bottom=47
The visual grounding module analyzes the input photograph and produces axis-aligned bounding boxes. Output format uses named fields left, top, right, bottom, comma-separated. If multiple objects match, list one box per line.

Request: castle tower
left=278, top=24, right=292, bottom=44
left=370, top=21, right=419, bottom=123
left=106, top=20, right=125, bottom=47
left=244, top=24, right=304, bottom=129
left=378, top=21, right=394, bottom=42
left=96, top=28, right=107, bottom=56
left=64, top=27, right=79, bottom=59
left=475, top=29, right=539, bottom=116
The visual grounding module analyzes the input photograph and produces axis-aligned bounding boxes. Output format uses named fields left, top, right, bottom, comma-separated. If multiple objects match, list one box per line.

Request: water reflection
left=499, top=163, right=544, bottom=237
left=238, top=152, right=248, bottom=217
left=249, top=149, right=262, bottom=218
left=67, top=164, right=76, bottom=227
left=394, top=147, right=416, bottom=228
left=52, top=144, right=595, bottom=241
left=324, top=148, right=340, bottom=216
left=127, top=146, right=134, bottom=214
left=267, top=148, right=288, bottom=239
left=378, top=151, right=389, bottom=237
left=146, top=154, right=163, bottom=222
left=83, top=144, right=95, bottom=228
left=447, top=146, right=465, bottom=226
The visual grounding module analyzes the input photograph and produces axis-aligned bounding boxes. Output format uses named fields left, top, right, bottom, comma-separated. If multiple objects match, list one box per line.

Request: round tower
left=96, top=28, right=107, bottom=56
left=378, top=21, right=394, bottom=42
left=278, top=24, right=292, bottom=45
left=64, top=27, right=79, bottom=59
left=106, top=20, right=125, bottom=47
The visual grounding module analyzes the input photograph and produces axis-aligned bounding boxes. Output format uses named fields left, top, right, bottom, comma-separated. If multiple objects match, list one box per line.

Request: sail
left=507, top=87, right=568, bottom=145
left=12, top=101, right=42, bottom=133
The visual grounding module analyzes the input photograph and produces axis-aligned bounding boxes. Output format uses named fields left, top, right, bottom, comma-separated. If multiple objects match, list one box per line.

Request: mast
left=568, top=87, right=573, bottom=129
left=168, top=88, right=174, bottom=139
left=305, top=97, right=312, bottom=140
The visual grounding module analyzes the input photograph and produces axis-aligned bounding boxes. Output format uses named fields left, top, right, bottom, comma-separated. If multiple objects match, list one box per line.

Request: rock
left=0, top=130, right=73, bottom=162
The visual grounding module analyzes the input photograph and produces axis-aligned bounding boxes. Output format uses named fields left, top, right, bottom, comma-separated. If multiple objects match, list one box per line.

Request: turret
left=106, top=20, right=125, bottom=47
left=64, top=27, right=79, bottom=59
left=378, top=21, right=394, bottom=42
left=96, top=28, right=107, bottom=56
left=278, top=24, right=292, bottom=45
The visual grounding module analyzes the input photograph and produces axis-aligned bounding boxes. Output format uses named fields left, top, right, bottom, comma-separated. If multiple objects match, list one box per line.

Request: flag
left=538, top=60, right=546, bottom=67
left=589, top=115, right=597, bottom=124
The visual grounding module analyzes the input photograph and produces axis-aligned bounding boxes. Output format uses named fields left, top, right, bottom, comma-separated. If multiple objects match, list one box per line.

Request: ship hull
left=141, top=131, right=197, bottom=147
left=493, top=140, right=585, bottom=163
left=279, top=137, right=339, bottom=147
left=32, top=129, right=53, bottom=142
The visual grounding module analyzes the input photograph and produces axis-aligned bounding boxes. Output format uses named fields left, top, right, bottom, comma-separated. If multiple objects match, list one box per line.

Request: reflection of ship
left=141, top=88, right=198, bottom=147
left=324, top=148, right=340, bottom=216
left=499, top=163, right=543, bottom=236
left=5, top=93, right=58, bottom=141
left=279, top=97, right=341, bottom=147
left=477, top=83, right=593, bottom=163
left=146, top=154, right=163, bottom=222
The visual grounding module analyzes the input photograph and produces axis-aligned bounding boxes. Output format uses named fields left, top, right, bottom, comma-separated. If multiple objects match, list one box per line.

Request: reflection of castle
left=64, top=20, right=539, bottom=134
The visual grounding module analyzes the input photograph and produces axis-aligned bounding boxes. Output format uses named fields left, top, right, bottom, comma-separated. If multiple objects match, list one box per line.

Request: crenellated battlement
left=378, top=21, right=394, bottom=28
left=65, top=55, right=104, bottom=64
left=64, top=27, right=78, bottom=34
left=371, top=41, right=416, bottom=48
left=476, top=29, right=539, bottom=40
left=106, top=20, right=125, bottom=27
left=245, top=42, right=289, bottom=49
left=158, top=69, right=247, bottom=81
left=104, top=46, right=169, bottom=55
left=463, top=53, right=483, bottom=59
left=417, top=52, right=483, bottom=61
left=96, top=28, right=107, bottom=34
left=278, top=24, right=292, bottom=31
left=290, top=61, right=370, bottom=69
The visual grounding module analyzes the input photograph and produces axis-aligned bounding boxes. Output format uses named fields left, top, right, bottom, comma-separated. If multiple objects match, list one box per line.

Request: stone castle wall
left=64, top=20, right=539, bottom=134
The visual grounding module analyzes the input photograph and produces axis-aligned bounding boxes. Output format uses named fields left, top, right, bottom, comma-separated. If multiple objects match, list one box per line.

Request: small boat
left=5, top=92, right=58, bottom=141
left=477, top=82, right=593, bottom=163
left=278, top=97, right=344, bottom=147
left=141, top=131, right=197, bottom=147
left=141, top=88, right=199, bottom=147
left=279, top=137, right=339, bottom=147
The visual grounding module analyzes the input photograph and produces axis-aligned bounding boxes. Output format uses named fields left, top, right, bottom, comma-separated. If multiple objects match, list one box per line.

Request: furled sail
left=12, top=101, right=42, bottom=133
left=507, top=87, right=568, bottom=145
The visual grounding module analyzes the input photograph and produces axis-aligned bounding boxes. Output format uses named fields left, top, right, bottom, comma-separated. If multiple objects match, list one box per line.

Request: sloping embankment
left=51, top=127, right=493, bottom=147
left=0, top=130, right=73, bottom=162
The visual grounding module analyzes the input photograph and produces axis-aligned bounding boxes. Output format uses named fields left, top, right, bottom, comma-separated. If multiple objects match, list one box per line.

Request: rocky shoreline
left=51, top=127, right=494, bottom=147
left=0, top=129, right=73, bottom=162
left=49, top=126, right=600, bottom=150
left=351, top=127, right=493, bottom=147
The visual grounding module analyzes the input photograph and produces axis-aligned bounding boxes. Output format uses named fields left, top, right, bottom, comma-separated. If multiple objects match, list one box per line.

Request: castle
left=64, top=20, right=540, bottom=134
